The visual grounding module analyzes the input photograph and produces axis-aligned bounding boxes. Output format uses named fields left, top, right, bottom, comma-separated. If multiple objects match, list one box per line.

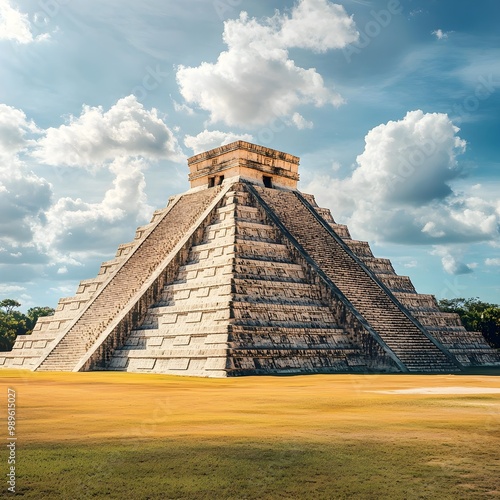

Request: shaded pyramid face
left=1, top=142, right=498, bottom=376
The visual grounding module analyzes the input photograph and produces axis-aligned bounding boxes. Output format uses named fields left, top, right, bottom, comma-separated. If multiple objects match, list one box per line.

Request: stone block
left=204, top=357, right=225, bottom=370
left=168, top=359, right=190, bottom=370
left=109, top=357, right=128, bottom=369
left=205, top=334, right=228, bottom=345
left=148, top=337, right=164, bottom=347
left=162, top=314, right=178, bottom=325
left=129, top=358, right=156, bottom=371
left=185, top=312, right=203, bottom=323
left=8, top=142, right=498, bottom=377
left=173, top=336, right=191, bottom=346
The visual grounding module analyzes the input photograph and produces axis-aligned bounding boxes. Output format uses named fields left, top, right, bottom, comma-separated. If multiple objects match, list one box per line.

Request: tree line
left=0, top=297, right=499, bottom=351
left=0, top=299, right=55, bottom=351
left=437, top=297, right=500, bottom=349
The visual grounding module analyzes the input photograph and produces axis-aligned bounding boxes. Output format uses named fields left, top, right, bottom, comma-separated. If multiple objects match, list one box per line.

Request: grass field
left=1, top=370, right=499, bottom=499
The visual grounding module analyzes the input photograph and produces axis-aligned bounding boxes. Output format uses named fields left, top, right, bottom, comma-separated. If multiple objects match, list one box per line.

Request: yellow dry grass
left=2, top=370, right=499, bottom=443
left=1, top=370, right=499, bottom=499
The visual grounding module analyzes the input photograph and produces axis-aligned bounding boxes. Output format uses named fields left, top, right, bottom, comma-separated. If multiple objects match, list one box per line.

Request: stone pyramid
left=2, top=141, right=499, bottom=376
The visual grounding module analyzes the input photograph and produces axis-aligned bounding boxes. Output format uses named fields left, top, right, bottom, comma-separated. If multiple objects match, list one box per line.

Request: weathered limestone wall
left=303, top=193, right=500, bottom=369
left=109, top=192, right=235, bottom=377
left=188, top=141, right=300, bottom=190
left=109, top=183, right=398, bottom=376
left=228, top=185, right=399, bottom=374
left=252, top=185, right=463, bottom=373
left=2, top=140, right=498, bottom=375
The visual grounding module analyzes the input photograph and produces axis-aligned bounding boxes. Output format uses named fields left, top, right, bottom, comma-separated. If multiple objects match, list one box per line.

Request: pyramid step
left=8, top=143, right=500, bottom=377
left=329, top=223, right=351, bottom=240
left=35, top=186, right=227, bottom=372
left=361, top=258, right=396, bottom=275
left=253, top=186, right=460, bottom=372
left=345, top=240, right=373, bottom=258
left=216, top=203, right=260, bottom=222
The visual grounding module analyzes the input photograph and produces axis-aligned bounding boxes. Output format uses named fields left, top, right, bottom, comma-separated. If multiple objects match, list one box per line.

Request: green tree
left=0, top=299, right=21, bottom=314
left=438, top=297, right=500, bottom=348
left=26, top=306, right=55, bottom=333
left=0, top=300, right=26, bottom=351
left=0, top=300, right=54, bottom=351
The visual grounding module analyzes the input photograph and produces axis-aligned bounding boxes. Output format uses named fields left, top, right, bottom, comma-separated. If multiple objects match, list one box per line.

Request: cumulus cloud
left=0, top=0, right=48, bottom=43
left=0, top=104, right=51, bottom=245
left=184, top=130, right=254, bottom=154
left=34, top=95, right=183, bottom=167
left=0, top=168, right=52, bottom=244
left=290, top=112, right=314, bottom=130
left=0, top=103, right=39, bottom=159
left=278, top=0, right=358, bottom=52
left=0, top=0, right=33, bottom=43
left=432, top=247, right=474, bottom=275
left=32, top=157, right=151, bottom=263
left=0, top=97, right=185, bottom=272
left=303, top=110, right=500, bottom=271
left=354, top=110, right=466, bottom=206
left=176, top=0, right=358, bottom=128
left=485, top=258, right=500, bottom=266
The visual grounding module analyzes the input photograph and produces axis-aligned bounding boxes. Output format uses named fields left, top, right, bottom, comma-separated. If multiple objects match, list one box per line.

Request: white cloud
left=410, top=9, right=424, bottom=17
left=354, top=110, right=466, bottom=206
left=0, top=169, right=51, bottom=244
left=331, top=161, right=341, bottom=172
left=278, top=0, right=357, bottom=52
left=0, top=98, right=185, bottom=272
left=0, top=104, right=51, bottom=245
left=404, top=260, right=418, bottom=268
left=0, top=0, right=33, bottom=43
left=33, top=157, right=151, bottom=264
left=184, top=130, right=254, bottom=154
left=34, top=95, right=183, bottom=167
left=0, top=103, right=39, bottom=159
left=176, top=1, right=358, bottom=128
left=0, top=0, right=49, bottom=43
left=0, top=284, right=26, bottom=294
left=432, top=29, right=450, bottom=40
left=172, top=98, right=194, bottom=116
left=485, top=258, right=500, bottom=267
left=303, top=110, right=500, bottom=259
left=290, top=112, right=313, bottom=130
left=432, top=247, right=474, bottom=275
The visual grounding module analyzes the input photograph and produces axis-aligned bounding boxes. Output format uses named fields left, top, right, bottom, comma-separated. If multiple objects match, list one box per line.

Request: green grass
left=1, top=371, right=499, bottom=499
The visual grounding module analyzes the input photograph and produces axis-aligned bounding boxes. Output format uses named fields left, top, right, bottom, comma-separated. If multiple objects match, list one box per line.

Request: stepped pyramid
left=1, top=141, right=499, bottom=376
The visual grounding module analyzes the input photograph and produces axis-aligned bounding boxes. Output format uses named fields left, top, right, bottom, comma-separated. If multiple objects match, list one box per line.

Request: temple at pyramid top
left=188, top=141, right=300, bottom=190
left=1, top=141, right=499, bottom=376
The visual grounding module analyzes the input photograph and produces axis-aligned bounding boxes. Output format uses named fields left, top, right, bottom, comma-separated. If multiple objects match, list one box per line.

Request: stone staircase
left=35, top=187, right=224, bottom=372
left=302, top=193, right=500, bottom=369
left=108, top=185, right=377, bottom=376
left=393, top=293, right=499, bottom=367
left=226, top=189, right=379, bottom=374
left=252, top=185, right=461, bottom=373
left=4, top=139, right=498, bottom=376
left=107, top=187, right=239, bottom=376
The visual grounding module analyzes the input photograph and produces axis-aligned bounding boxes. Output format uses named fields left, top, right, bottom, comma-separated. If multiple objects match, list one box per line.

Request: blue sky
left=0, top=0, right=499, bottom=311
